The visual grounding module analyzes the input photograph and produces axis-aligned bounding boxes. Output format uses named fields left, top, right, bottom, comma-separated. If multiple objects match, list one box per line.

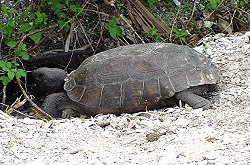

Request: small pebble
left=175, top=117, right=191, bottom=127
left=146, top=133, right=160, bottom=142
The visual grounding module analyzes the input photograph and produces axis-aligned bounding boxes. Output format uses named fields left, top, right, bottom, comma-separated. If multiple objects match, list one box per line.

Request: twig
left=28, top=28, right=55, bottom=52
left=0, top=31, right=3, bottom=57
left=119, top=14, right=145, bottom=43
left=2, top=96, right=35, bottom=119
left=169, top=5, right=181, bottom=43
left=13, top=109, right=36, bottom=119
left=186, top=1, right=196, bottom=27
left=77, top=19, right=95, bottom=51
left=225, top=9, right=236, bottom=33
left=19, top=24, right=58, bottom=46
left=85, top=9, right=109, bottom=17
left=1, top=86, right=6, bottom=110
left=0, top=109, right=11, bottom=120
left=65, top=22, right=78, bottom=71
left=93, top=8, right=105, bottom=54
left=6, top=95, right=27, bottom=114
left=203, top=0, right=225, bottom=21
left=133, top=0, right=171, bottom=35
left=16, top=77, right=53, bottom=120
left=65, top=21, right=74, bottom=52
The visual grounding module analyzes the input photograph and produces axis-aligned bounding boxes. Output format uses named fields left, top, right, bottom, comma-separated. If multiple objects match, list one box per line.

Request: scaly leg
left=175, top=90, right=211, bottom=110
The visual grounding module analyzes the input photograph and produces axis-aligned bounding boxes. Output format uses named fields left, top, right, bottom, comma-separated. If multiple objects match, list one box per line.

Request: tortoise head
left=33, top=67, right=67, bottom=94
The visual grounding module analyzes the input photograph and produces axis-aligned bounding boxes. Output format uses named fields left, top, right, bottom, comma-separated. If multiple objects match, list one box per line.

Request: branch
left=16, top=77, right=53, bottom=120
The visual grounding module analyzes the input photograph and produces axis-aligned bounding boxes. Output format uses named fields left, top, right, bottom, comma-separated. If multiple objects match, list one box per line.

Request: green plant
left=0, top=1, right=85, bottom=86
left=172, top=28, right=190, bottom=44
left=116, top=3, right=125, bottom=9
left=236, top=13, right=248, bottom=27
left=207, top=0, right=220, bottom=10
left=236, top=0, right=249, bottom=28
left=0, top=4, right=34, bottom=85
left=238, top=0, right=249, bottom=8
left=0, top=61, right=26, bottom=85
left=108, top=18, right=123, bottom=40
left=147, top=0, right=157, bottom=6
left=145, top=26, right=161, bottom=42
left=40, top=0, right=84, bottom=31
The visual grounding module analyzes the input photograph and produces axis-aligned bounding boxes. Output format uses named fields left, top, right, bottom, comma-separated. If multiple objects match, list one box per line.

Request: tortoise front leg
left=42, top=92, right=82, bottom=118
left=175, top=90, right=212, bottom=110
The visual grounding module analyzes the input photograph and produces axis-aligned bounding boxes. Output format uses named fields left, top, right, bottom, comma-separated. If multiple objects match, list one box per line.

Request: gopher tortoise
left=34, top=43, right=220, bottom=118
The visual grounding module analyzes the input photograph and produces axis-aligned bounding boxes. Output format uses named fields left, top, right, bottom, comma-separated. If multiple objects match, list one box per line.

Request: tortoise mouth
left=33, top=70, right=47, bottom=84
left=64, top=71, right=76, bottom=91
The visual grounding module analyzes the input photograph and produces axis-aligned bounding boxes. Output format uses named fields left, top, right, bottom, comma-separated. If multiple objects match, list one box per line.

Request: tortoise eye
left=36, top=72, right=45, bottom=79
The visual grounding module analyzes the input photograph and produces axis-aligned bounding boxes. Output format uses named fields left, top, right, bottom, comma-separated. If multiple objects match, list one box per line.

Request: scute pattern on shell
left=64, top=43, right=219, bottom=113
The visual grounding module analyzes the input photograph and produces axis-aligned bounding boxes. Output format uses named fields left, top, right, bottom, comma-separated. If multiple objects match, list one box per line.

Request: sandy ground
left=0, top=31, right=250, bottom=165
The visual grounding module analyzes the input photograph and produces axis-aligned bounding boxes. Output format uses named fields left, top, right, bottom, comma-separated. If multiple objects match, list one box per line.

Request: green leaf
left=16, top=69, right=26, bottom=78
left=6, top=62, right=12, bottom=69
left=3, top=25, right=14, bottom=38
left=116, top=3, right=124, bottom=9
left=109, top=27, right=122, bottom=40
left=207, top=0, right=220, bottom=10
left=19, top=23, right=32, bottom=33
left=36, top=12, right=47, bottom=21
left=8, top=8, right=16, bottom=15
left=0, top=76, right=10, bottom=86
left=172, top=27, right=179, bottom=34
left=19, top=43, right=27, bottom=51
left=70, top=5, right=77, bottom=12
left=0, top=23, right=3, bottom=31
left=147, top=0, right=157, bottom=5
left=108, top=18, right=123, bottom=40
left=15, top=43, right=29, bottom=60
left=180, top=37, right=188, bottom=44
left=153, top=34, right=161, bottom=42
left=6, top=39, right=17, bottom=48
left=8, top=19, right=15, bottom=27
left=58, top=21, right=70, bottom=31
left=52, top=2, right=64, bottom=11
left=35, top=12, right=48, bottom=27
left=109, top=18, right=119, bottom=27
left=180, top=30, right=189, bottom=35
left=7, top=70, right=15, bottom=81
left=145, top=26, right=161, bottom=42
left=0, top=61, right=8, bottom=71
left=238, top=0, right=249, bottom=8
left=146, top=26, right=158, bottom=36
left=29, top=32, right=42, bottom=44
left=19, top=51, right=29, bottom=60
left=12, top=61, right=19, bottom=67
left=56, top=12, right=67, bottom=19
left=109, top=27, right=117, bottom=39
left=1, top=4, right=16, bottom=16
left=58, top=20, right=64, bottom=29
left=1, top=4, right=8, bottom=16
left=0, top=60, right=4, bottom=68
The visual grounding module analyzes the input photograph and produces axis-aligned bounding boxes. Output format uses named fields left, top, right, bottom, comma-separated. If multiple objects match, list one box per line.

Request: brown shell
left=64, top=43, right=219, bottom=115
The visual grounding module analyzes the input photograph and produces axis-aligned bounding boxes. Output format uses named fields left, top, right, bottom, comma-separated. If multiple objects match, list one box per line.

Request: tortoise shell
left=64, top=43, right=219, bottom=114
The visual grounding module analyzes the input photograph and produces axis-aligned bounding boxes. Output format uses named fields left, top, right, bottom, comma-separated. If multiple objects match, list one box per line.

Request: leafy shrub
left=145, top=26, right=161, bottom=42
left=0, top=1, right=84, bottom=86
left=108, top=17, right=123, bottom=40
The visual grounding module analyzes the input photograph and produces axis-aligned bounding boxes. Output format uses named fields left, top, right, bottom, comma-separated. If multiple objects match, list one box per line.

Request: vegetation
left=148, top=0, right=249, bottom=43
left=108, top=17, right=123, bottom=40
left=145, top=26, right=161, bottom=42
left=0, top=0, right=84, bottom=86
